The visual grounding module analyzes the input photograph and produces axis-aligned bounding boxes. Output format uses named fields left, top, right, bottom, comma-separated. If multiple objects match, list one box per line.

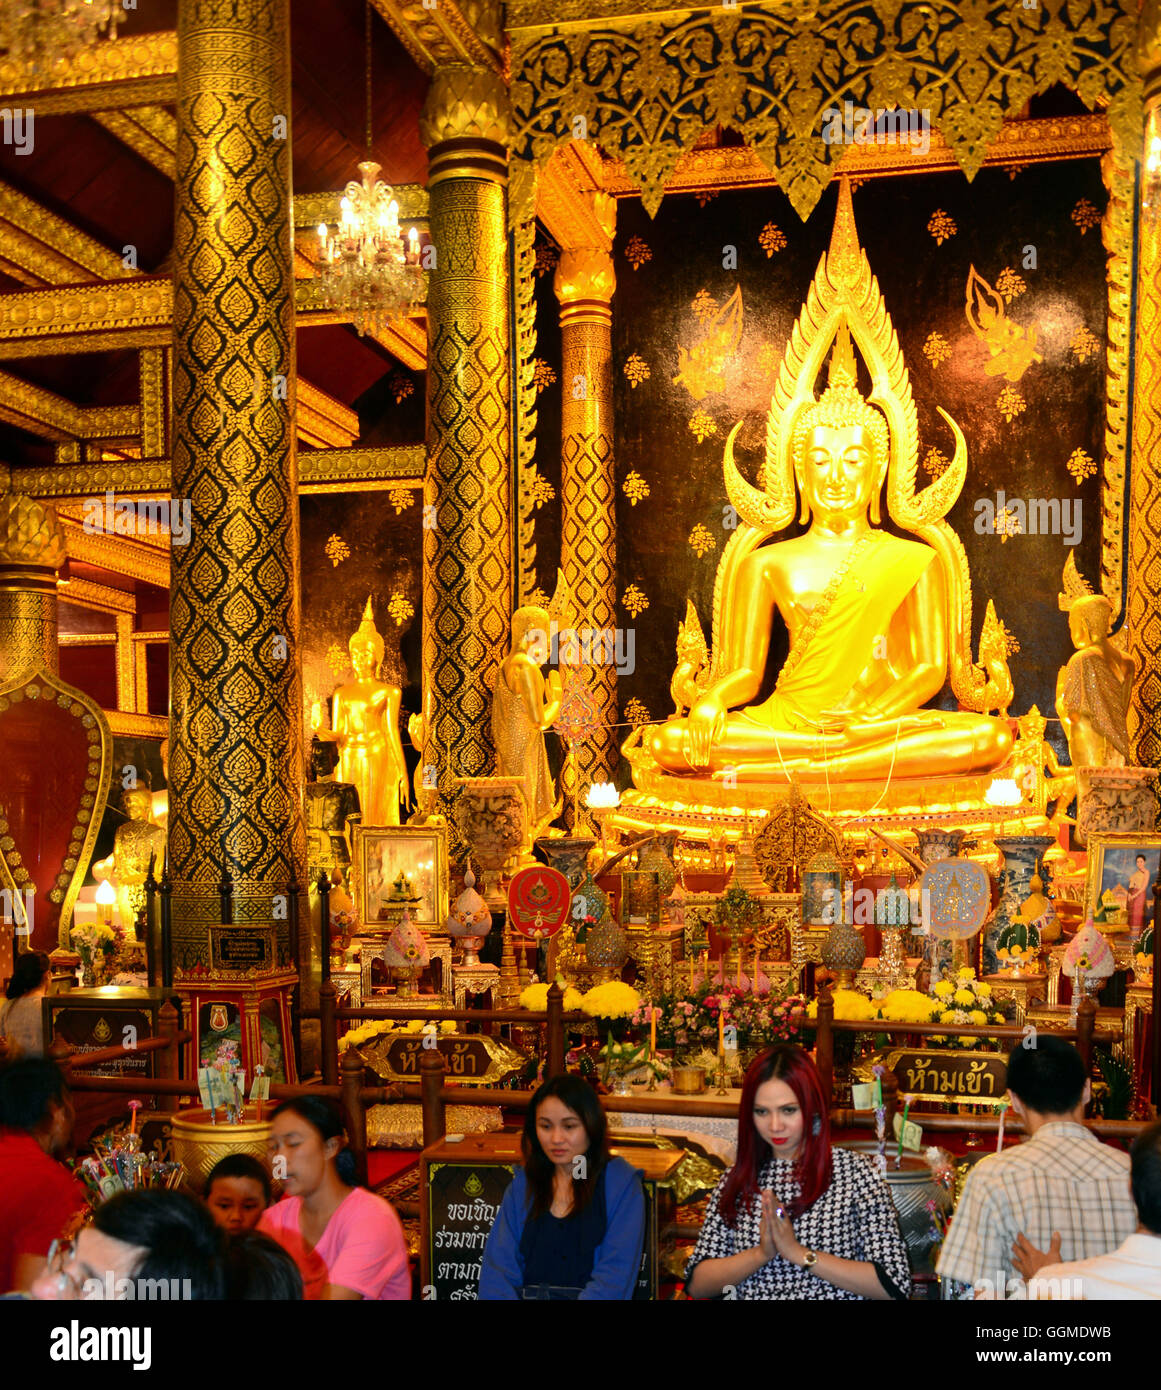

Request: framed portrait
left=353, top=824, right=449, bottom=932
left=1084, top=834, right=1161, bottom=935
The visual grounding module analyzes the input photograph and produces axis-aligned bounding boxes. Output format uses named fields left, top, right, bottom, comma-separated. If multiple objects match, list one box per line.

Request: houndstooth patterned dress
left=686, top=1146, right=911, bottom=1300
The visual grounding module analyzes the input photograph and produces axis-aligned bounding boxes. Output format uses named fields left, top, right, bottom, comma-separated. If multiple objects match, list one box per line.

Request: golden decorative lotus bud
left=419, top=63, right=510, bottom=149
left=0, top=473, right=67, bottom=570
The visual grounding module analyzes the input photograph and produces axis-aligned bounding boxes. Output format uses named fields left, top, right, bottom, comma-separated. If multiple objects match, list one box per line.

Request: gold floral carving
left=371, top=0, right=503, bottom=77
left=675, top=286, right=743, bottom=402
left=554, top=247, right=616, bottom=308
left=1066, top=448, right=1098, bottom=483
left=388, top=593, right=415, bottom=627
left=325, top=535, right=350, bottom=567
left=758, top=223, right=788, bottom=257
left=514, top=211, right=539, bottom=605
left=1071, top=325, right=1101, bottom=363
left=622, top=235, right=651, bottom=270
left=688, top=522, right=716, bottom=557
left=996, top=387, right=1027, bottom=423
left=995, top=268, right=1027, bottom=302
left=623, top=470, right=649, bottom=504
left=688, top=411, right=717, bottom=444
left=1072, top=197, right=1102, bottom=232
left=928, top=210, right=958, bottom=244
left=965, top=266, right=1043, bottom=383
left=622, top=584, right=648, bottom=618
left=419, top=63, right=510, bottom=149
left=623, top=354, right=650, bottom=388
left=623, top=696, right=650, bottom=727
left=923, top=446, right=950, bottom=479
left=508, top=1, right=1141, bottom=222
left=922, top=332, right=952, bottom=368
left=1099, top=143, right=1132, bottom=620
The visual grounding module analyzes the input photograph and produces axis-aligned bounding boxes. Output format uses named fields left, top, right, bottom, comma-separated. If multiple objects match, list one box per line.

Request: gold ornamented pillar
left=419, top=65, right=513, bottom=818
left=0, top=465, right=65, bottom=681
left=1130, top=3, right=1161, bottom=765
left=554, top=209, right=618, bottom=829
left=169, top=0, right=305, bottom=946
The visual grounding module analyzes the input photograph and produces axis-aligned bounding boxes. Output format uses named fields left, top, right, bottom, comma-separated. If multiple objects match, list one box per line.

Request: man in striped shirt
left=937, top=1035, right=1136, bottom=1298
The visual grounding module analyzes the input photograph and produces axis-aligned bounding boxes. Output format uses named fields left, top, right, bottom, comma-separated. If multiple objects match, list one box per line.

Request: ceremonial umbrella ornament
left=507, top=865, right=572, bottom=941
left=919, top=858, right=991, bottom=941
left=553, top=678, right=602, bottom=830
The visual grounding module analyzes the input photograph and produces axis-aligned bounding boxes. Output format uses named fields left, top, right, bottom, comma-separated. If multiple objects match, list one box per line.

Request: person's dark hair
left=1006, top=1034, right=1087, bottom=1115
left=5, top=950, right=50, bottom=1001
left=0, top=1056, right=69, bottom=1132
left=204, top=1152, right=272, bottom=1205
left=1131, top=1120, right=1161, bottom=1236
left=270, top=1096, right=358, bottom=1185
left=224, top=1230, right=304, bottom=1299
left=521, top=1075, right=609, bottom=1220
left=720, top=1045, right=833, bottom=1227
left=93, top=1190, right=226, bottom=1299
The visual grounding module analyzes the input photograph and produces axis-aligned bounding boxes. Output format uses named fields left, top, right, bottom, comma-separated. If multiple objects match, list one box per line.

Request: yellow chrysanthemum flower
left=954, top=989, right=975, bottom=1006
left=975, top=982, right=992, bottom=998
left=581, top=981, right=642, bottom=1019
left=933, top=980, right=954, bottom=998
left=878, top=989, right=938, bottom=1023
left=940, top=1010, right=956, bottom=1024
left=969, top=1009, right=988, bottom=1026
left=957, top=967, right=976, bottom=981
left=806, top=989, right=876, bottom=1021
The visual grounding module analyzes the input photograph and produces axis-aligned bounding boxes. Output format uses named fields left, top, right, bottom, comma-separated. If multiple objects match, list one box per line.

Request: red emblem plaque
left=507, top=866, right=571, bottom=939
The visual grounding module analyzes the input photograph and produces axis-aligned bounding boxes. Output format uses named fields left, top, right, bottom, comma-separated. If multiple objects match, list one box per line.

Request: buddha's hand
left=684, top=694, right=727, bottom=768
left=546, top=669, right=563, bottom=698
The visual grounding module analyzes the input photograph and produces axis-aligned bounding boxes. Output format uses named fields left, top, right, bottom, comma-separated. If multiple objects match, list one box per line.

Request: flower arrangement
left=876, top=989, right=938, bottom=1024
left=339, top=1017, right=457, bottom=1052
left=70, top=921, right=117, bottom=981
left=631, top=979, right=802, bottom=1059
left=1134, top=952, right=1154, bottom=978
left=519, top=982, right=584, bottom=1012
left=712, top=885, right=760, bottom=943
left=579, top=981, right=642, bottom=1021
left=925, top=967, right=1011, bottom=1047
left=805, top=988, right=877, bottom=1022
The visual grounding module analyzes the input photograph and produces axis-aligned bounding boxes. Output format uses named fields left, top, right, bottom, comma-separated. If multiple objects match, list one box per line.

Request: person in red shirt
left=0, top=1058, right=87, bottom=1293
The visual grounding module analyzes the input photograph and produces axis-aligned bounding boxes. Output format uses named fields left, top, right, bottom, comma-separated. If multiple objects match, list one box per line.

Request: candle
left=650, top=1007, right=656, bottom=1058
left=736, top=953, right=742, bottom=986
left=718, top=1010, right=724, bottom=1054
left=128, top=1100, right=141, bottom=1136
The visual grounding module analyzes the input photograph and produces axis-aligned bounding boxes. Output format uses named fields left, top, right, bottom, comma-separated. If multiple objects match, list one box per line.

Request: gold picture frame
left=1083, top=833, right=1161, bottom=935
left=352, top=824, right=449, bottom=933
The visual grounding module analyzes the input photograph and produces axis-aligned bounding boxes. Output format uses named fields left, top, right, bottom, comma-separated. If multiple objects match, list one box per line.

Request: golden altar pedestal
left=982, top=971, right=1050, bottom=1025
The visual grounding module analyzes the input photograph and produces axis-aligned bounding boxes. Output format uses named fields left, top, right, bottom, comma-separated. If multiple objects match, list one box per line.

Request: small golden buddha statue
left=646, top=180, right=1013, bottom=793
left=315, top=598, right=408, bottom=826
left=492, top=605, right=563, bottom=837
left=1013, top=870, right=1058, bottom=944
left=1055, top=554, right=1134, bottom=768
left=93, top=785, right=166, bottom=934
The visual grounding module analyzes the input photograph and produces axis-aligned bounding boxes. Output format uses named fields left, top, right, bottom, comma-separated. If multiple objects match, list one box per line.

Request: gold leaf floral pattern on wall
left=1071, top=198, right=1100, bottom=234
left=688, top=523, right=716, bottom=557
left=995, top=268, right=1027, bottom=302
left=389, top=487, right=416, bottom=515
left=623, top=697, right=651, bottom=727
left=623, top=353, right=650, bottom=388
left=922, top=446, right=950, bottom=478
left=928, top=210, right=957, bottom=244
left=996, top=386, right=1026, bottom=422
left=1070, top=326, right=1100, bottom=364
left=1066, top=448, right=1097, bottom=483
left=531, top=471, right=555, bottom=506
left=922, top=332, right=951, bottom=368
left=325, top=642, right=348, bottom=677
left=688, top=409, right=717, bottom=443
left=389, top=371, right=414, bottom=404
left=994, top=505, right=1022, bottom=542
left=690, top=288, right=718, bottom=323
left=388, top=593, right=414, bottom=627
left=533, top=358, right=557, bottom=391
left=624, top=235, right=652, bottom=270
left=623, top=470, right=650, bottom=505
left=758, top=223, right=787, bottom=257
left=324, top=534, right=350, bottom=567
left=622, top=583, right=649, bottom=618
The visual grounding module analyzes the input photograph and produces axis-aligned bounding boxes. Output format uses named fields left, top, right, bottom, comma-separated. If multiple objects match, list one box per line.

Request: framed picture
left=353, top=824, right=449, bottom=932
left=1084, top=834, right=1161, bottom=935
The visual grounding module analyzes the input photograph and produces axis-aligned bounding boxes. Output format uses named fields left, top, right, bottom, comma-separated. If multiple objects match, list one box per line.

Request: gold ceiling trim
left=601, top=113, right=1114, bottom=197
left=297, top=379, right=360, bottom=449
left=59, top=577, right=136, bottom=614
left=104, top=710, right=168, bottom=738
left=0, top=182, right=133, bottom=285
left=60, top=519, right=169, bottom=588
left=370, top=316, right=428, bottom=371
left=58, top=632, right=117, bottom=646
left=538, top=144, right=612, bottom=250
left=0, top=33, right=177, bottom=114
left=18, top=446, right=425, bottom=501
left=91, top=106, right=178, bottom=179
left=0, top=327, right=171, bottom=361
left=0, top=367, right=140, bottom=442
left=508, top=0, right=1141, bottom=220
left=371, top=0, right=504, bottom=76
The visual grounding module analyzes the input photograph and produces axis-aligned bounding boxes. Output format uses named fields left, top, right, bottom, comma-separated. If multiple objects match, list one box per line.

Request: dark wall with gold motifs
left=547, top=162, right=1113, bottom=776
left=299, top=491, right=423, bottom=786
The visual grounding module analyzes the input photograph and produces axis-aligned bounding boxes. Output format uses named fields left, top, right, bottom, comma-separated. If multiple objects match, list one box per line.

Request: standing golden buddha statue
left=492, top=605, right=563, bottom=838
left=92, top=785, right=166, bottom=934
left=316, top=598, right=408, bottom=826
left=1055, top=553, right=1134, bottom=768
left=635, top=178, right=1014, bottom=812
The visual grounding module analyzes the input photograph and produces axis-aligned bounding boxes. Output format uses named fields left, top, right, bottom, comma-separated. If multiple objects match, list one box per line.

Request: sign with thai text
left=885, top=1049, right=1007, bottom=1104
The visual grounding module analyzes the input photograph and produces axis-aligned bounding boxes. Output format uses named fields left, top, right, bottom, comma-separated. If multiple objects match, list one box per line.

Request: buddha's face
left=349, top=637, right=380, bottom=679
left=797, top=424, right=882, bottom=523
left=121, top=789, right=152, bottom=822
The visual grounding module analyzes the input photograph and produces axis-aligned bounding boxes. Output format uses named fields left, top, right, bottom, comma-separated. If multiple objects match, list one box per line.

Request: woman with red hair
left=686, top=1045, right=909, bottom=1300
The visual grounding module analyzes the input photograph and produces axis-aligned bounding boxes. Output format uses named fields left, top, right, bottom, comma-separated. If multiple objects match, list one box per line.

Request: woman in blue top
left=478, top=1075, right=645, bottom=1300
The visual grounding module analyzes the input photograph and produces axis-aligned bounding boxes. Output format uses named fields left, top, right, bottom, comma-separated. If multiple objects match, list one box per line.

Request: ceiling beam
left=0, top=367, right=140, bottom=441
left=370, top=0, right=503, bottom=77
left=0, top=182, right=133, bottom=285
left=297, top=379, right=360, bottom=449
left=0, top=33, right=177, bottom=115
left=90, top=106, right=177, bottom=179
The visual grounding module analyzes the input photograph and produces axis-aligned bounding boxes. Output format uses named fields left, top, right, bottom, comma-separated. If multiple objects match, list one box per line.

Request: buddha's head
left=349, top=596, right=385, bottom=678
left=121, top=786, right=153, bottom=822
left=791, top=327, right=889, bottom=525
left=512, top=605, right=551, bottom=662
left=1018, top=706, right=1047, bottom=741
left=1068, top=594, right=1112, bottom=650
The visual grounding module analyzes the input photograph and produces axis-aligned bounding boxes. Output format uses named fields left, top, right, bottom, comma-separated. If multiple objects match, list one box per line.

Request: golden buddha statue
left=492, top=604, right=563, bottom=837
left=644, top=182, right=1012, bottom=800
left=93, top=785, right=166, bottom=934
left=1055, top=554, right=1133, bottom=768
left=315, top=598, right=408, bottom=826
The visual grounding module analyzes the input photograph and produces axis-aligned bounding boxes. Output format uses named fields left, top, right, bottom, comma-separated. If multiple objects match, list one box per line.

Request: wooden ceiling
left=0, top=0, right=431, bottom=472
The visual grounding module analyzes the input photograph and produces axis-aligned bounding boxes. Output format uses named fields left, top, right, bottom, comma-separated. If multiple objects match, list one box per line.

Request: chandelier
left=315, top=162, right=423, bottom=338
left=0, top=0, right=121, bottom=71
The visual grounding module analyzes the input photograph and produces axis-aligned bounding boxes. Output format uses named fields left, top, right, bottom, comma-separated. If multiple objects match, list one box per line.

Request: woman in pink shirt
left=259, top=1097, right=410, bottom=1300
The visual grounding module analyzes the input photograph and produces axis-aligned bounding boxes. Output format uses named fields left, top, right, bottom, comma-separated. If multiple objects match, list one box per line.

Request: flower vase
left=534, top=837, right=596, bottom=891
left=983, top=836, right=1055, bottom=977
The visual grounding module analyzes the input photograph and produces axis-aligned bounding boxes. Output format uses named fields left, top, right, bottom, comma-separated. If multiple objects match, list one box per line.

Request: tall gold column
left=0, top=465, right=65, bottom=682
left=554, top=218, right=617, bottom=830
left=1130, top=4, right=1161, bottom=765
left=169, top=0, right=305, bottom=946
left=419, top=66, right=513, bottom=817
